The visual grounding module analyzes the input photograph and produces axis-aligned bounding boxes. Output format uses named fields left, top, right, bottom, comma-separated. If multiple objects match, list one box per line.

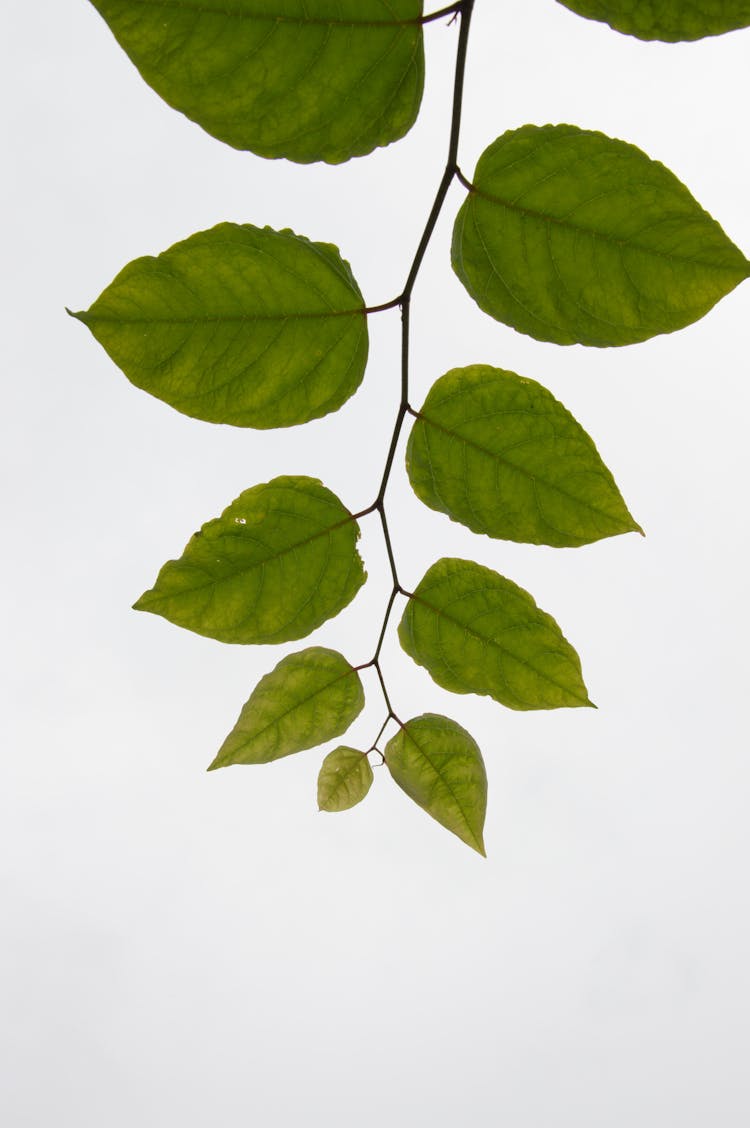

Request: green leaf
left=399, top=558, right=593, bottom=710
left=452, top=124, right=750, bottom=347
left=317, top=746, right=374, bottom=812
left=88, top=0, right=426, bottom=164
left=134, top=476, right=366, bottom=644
left=385, top=714, right=487, bottom=855
left=556, top=0, right=750, bottom=41
left=407, top=365, right=642, bottom=547
left=70, top=224, right=368, bottom=429
left=209, top=648, right=364, bottom=769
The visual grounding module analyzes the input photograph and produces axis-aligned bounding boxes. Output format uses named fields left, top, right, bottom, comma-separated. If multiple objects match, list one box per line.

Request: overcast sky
left=3, top=2, right=750, bottom=1125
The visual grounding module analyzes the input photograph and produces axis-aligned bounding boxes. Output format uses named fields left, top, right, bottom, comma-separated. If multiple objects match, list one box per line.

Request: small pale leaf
left=556, top=1, right=750, bottom=41
left=210, top=649, right=364, bottom=769
left=399, top=558, right=592, bottom=710
left=70, top=224, right=368, bottom=428
left=88, top=0, right=426, bottom=164
left=452, top=124, right=750, bottom=346
left=317, top=746, right=374, bottom=812
left=407, top=365, right=642, bottom=547
left=385, top=714, right=487, bottom=855
left=134, top=476, right=365, bottom=644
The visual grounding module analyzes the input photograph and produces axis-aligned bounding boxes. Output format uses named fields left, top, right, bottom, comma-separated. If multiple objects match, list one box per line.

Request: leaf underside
left=135, top=476, right=366, bottom=644
left=399, top=557, right=593, bottom=710
left=318, top=746, right=374, bottom=812
left=71, top=223, right=368, bottom=429
left=556, top=0, right=750, bottom=41
left=88, top=0, right=426, bottom=163
left=452, top=123, right=749, bottom=346
left=407, top=364, right=642, bottom=547
left=385, top=714, right=487, bottom=854
left=210, top=648, right=364, bottom=768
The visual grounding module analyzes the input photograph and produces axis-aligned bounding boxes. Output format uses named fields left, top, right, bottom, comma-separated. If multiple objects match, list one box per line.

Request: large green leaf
left=209, top=648, right=364, bottom=769
left=406, top=365, right=642, bottom=547
left=88, top=0, right=426, bottom=164
left=452, top=124, right=750, bottom=347
left=317, top=746, right=374, bottom=812
left=399, top=558, right=593, bottom=710
left=385, top=714, right=487, bottom=855
left=135, top=476, right=366, bottom=643
left=556, top=0, right=750, bottom=41
left=70, top=224, right=368, bottom=428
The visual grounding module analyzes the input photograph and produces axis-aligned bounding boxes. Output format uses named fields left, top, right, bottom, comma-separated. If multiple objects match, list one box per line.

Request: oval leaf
left=452, top=124, right=750, bottom=347
left=557, top=1, right=750, bottom=41
left=134, top=476, right=366, bottom=644
left=399, top=558, right=593, bottom=710
left=407, top=365, right=642, bottom=547
left=209, top=648, right=364, bottom=769
left=70, top=224, right=368, bottom=428
left=385, top=714, right=487, bottom=855
left=89, top=0, right=426, bottom=164
left=318, top=746, right=374, bottom=812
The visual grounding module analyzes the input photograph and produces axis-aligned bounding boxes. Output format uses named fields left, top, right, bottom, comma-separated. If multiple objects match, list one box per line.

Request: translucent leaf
left=70, top=224, right=368, bottom=428
left=556, top=0, right=750, bottom=41
left=209, top=648, right=364, bottom=769
left=406, top=365, right=642, bottom=547
left=452, top=124, right=750, bottom=347
left=385, top=714, right=487, bottom=855
left=134, top=476, right=366, bottom=644
left=399, top=558, right=593, bottom=710
left=317, top=746, right=374, bottom=812
left=88, top=0, right=426, bottom=164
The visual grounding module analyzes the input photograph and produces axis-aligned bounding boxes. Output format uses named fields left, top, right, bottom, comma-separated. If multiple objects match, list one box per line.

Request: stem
left=362, top=0, right=475, bottom=719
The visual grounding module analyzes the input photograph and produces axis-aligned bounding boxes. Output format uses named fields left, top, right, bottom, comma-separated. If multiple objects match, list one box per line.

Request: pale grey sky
left=2, top=2, right=750, bottom=1125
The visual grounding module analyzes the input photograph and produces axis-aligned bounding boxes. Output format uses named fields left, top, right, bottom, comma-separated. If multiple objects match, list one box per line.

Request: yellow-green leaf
left=452, top=124, right=750, bottom=347
left=407, top=365, right=642, bottom=547
left=385, top=714, right=487, bottom=855
left=317, top=746, right=374, bottom=812
left=88, top=0, right=426, bottom=163
left=557, top=0, right=750, bottom=41
left=135, top=476, right=366, bottom=644
left=210, top=649, right=364, bottom=769
left=399, top=558, right=593, bottom=710
left=70, top=224, right=368, bottom=428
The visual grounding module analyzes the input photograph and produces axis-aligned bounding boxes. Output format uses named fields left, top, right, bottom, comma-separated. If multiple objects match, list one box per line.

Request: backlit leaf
left=209, top=648, right=364, bottom=769
left=318, top=746, right=374, bottom=812
left=406, top=364, right=642, bottom=546
left=135, top=476, right=366, bottom=644
left=70, top=224, right=368, bottom=428
left=399, top=558, right=593, bottom=710
left=385, top=714, right=487, bottom=855
left=556, top=0, right=750, bottom=41
left=88, top=0, right=426, bottom=164
left=452, top=124, right=750, bottom=346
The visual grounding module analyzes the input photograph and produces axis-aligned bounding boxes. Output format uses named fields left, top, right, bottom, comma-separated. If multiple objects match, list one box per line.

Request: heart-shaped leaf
left=385, top=714, right=487, bottom=855
left=452, top=124, right=749, bottom=346
left=399, top=558, right=593, bottom=710
left=89, top=0, right=426, bottom=163
left=210, top=648, right=364, bottom=769
left=318, top=746, right=374, bottom=812
left=70, top=224, right=367, bottom=428
left=135, top=476, right=366, bottom=644
left=407, top=365, right=642, bottom=546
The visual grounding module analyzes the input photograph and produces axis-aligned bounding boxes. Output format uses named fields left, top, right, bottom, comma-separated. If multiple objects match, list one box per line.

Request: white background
left=3, top=1, right=750, bottom=1124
